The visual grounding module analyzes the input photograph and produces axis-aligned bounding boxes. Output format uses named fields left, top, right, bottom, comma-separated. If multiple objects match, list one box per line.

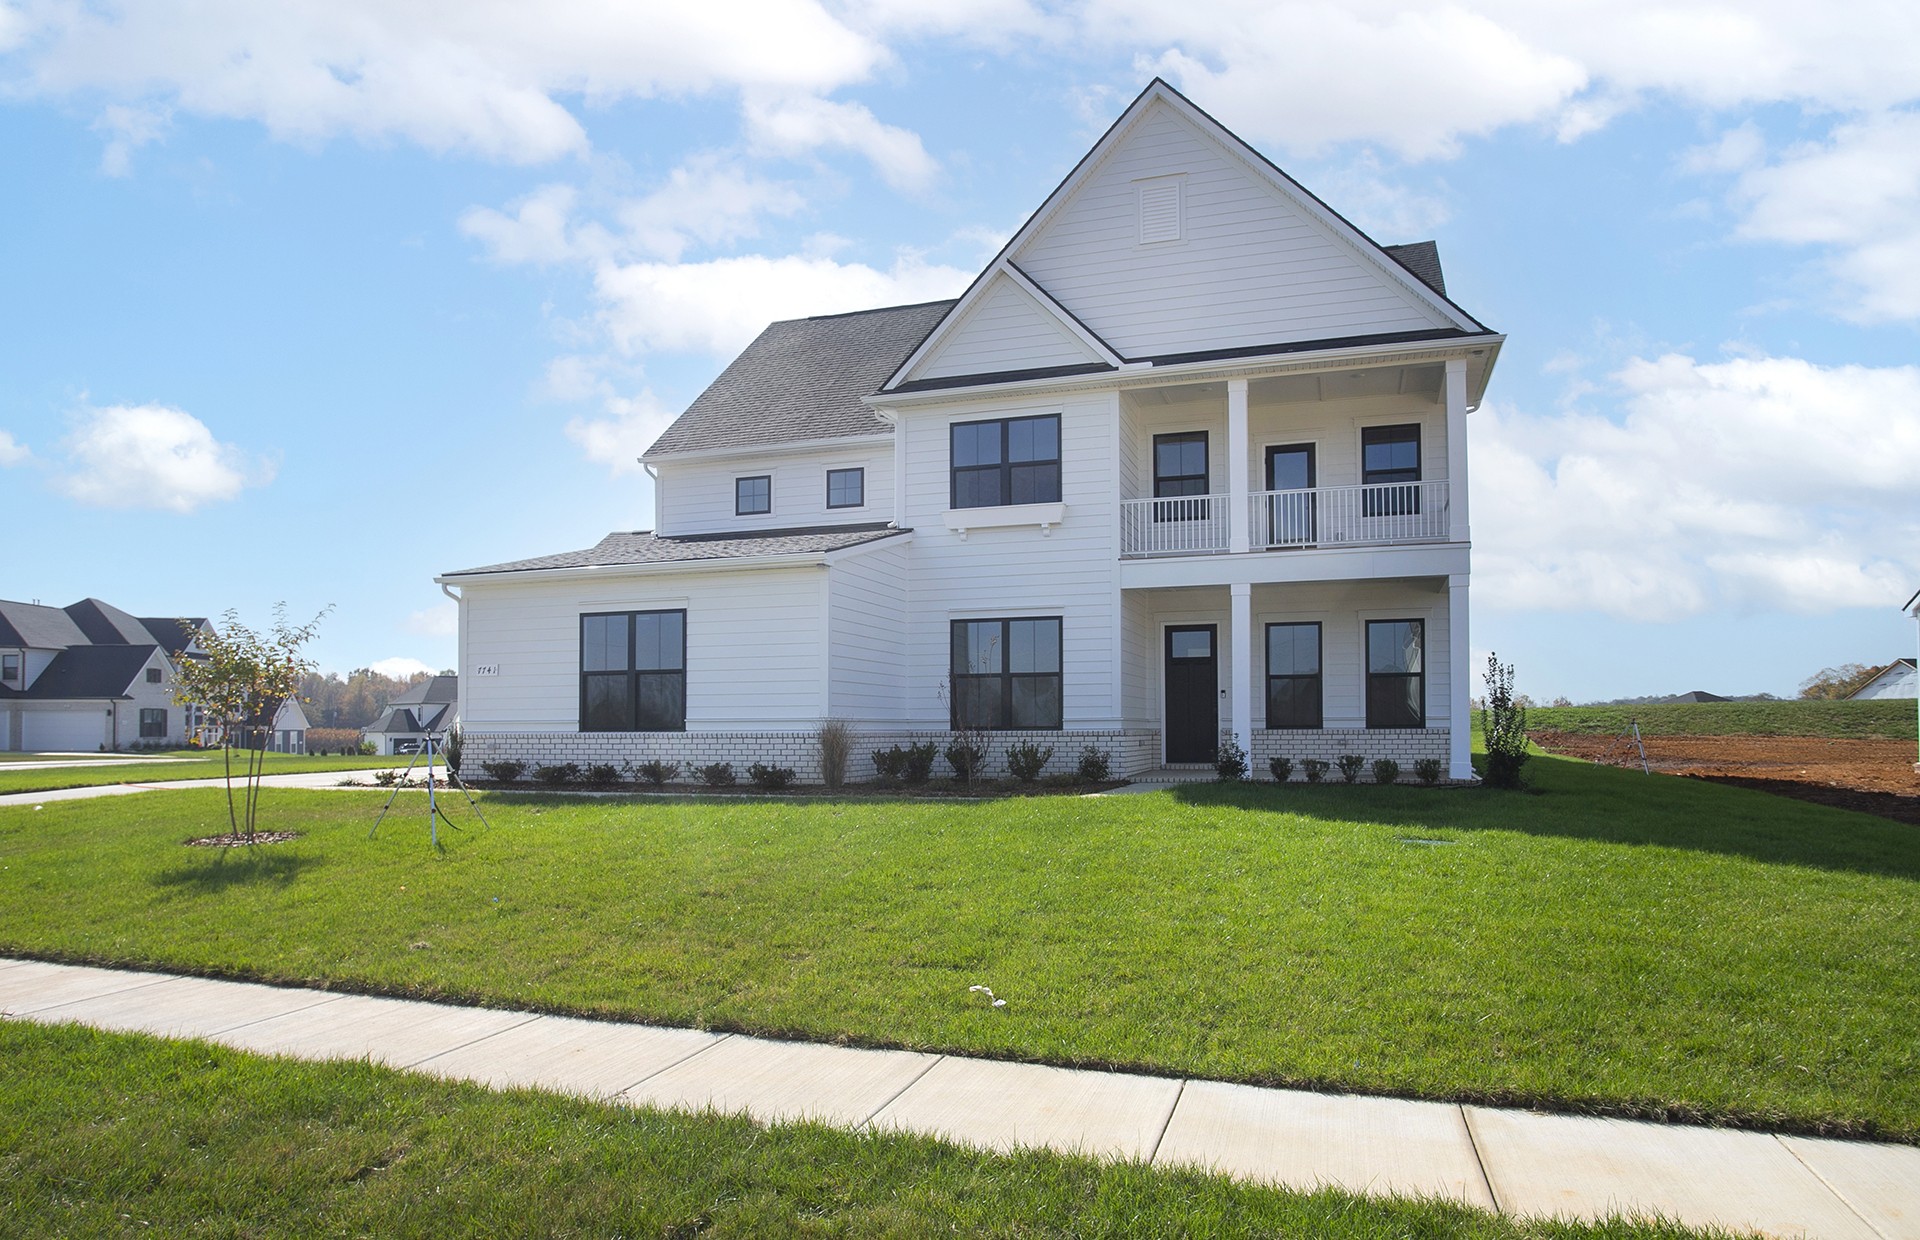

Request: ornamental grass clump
left=817, top=719, right=853, bottom=789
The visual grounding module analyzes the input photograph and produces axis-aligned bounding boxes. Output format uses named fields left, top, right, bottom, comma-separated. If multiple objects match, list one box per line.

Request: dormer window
left=735, top=475, right=771, bottom=516
left=1, top=653, right=18, bottom=683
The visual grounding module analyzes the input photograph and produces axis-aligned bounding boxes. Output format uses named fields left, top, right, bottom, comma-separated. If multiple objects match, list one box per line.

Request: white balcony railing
left=1120, top=480, right=1452, bottom=558
left=1119, top=494, right=1230, bottom=556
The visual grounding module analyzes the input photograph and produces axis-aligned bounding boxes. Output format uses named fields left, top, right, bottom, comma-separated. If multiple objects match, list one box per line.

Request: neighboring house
left=362, top=675, right=458, bottom=755
left=439, top=80, right=1502, bottom=781
left=267, top=699, right=310, bottom=753
left=1847, top=658, right=1917, bottom=701
left=0, top=597, right=211, bottom=752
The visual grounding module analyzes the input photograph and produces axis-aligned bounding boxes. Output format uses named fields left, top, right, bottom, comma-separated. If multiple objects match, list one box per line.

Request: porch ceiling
left=1122, top=362, right=1445, bottom=409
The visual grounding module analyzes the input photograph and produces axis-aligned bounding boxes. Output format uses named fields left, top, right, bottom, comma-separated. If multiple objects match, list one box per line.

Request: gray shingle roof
left=389, top=674, right=459, bottom=708
left=0, top=599, right=90, bottom=649
left=644, top=301, right=954, bottom=458
left=18, top=645, right=155, bottom=699
left=445, top=524, right=909, bottom=577
left=1383, top=241, right=1446, bottom=297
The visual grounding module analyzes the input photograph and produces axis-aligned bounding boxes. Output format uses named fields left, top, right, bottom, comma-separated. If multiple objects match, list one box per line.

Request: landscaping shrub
left=1302, top=758, right=1328, bottom=783
left=357, top=741, right=376, bottom=756
left=532, top=762, right=581, bottom=788
left=747, top=762, right=795, bottom=790
left=1336, top=754, right=1365, bottom=784
left=584, top=763, right=620, bottom=785
left=697, top=761, right=736, bottom=788
left=902, top=741, right=937, bottom=784
left=1269, top=756, right=1293, bottom=783
left=372, top=769, right=402, bottom=787
left=1076, top=745, right=1111, bottom=782
left=1480, top=651, right=1531, bottom=790
left=631, top=759, right=679, bottom=788
left=943, top=736, right=988, bottom=784
left=1005, top=739, right=1054, bottom=782
left=440, top=725, right=463, bottom=774
left=870, top=745, right=909, bottom=785
left=1414, top=757, right=1443, bottom=785
left=817, top=719, right=853, bottom=789
left=1215, top=738, right=1247, bottom=781
left=305, top=727, right=363, bottom=756
left=480, top=760, right=525, bottom=783
left=1371, top=758, right=1400, bottom=785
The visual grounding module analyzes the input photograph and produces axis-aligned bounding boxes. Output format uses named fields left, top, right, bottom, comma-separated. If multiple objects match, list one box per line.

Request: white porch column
left=1230, top=581, right=1253, bottom=762
left=1227, top=377, right=1250, bottom=554
left=1449, top=572, right=1473, bottom=780
left=1445, top=358, right=1470, bottom=544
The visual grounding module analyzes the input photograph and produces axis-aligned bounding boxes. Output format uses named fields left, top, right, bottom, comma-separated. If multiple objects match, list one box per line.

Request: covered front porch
left=1121, top=574, right=1473, bottom=780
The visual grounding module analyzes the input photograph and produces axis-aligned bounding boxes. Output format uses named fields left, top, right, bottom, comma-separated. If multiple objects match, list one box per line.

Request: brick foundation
left=1246, top=727, right=1450, bottom=782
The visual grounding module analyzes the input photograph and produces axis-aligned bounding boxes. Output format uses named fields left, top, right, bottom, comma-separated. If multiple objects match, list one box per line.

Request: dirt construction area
left=1531, top=731, right=1920, bottom=827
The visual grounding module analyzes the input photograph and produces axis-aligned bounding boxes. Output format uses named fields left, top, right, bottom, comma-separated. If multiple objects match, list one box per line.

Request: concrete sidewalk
left=0, top=769, right=409, bottom=807
left=3, top=958, right=1913, bottom=1238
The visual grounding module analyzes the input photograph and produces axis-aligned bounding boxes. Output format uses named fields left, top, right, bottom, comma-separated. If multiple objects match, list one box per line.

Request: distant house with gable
left=1846, top=658, right=1916, bottom=701
left=0, top=597, right=210, bottom=752
left=362, top=675, right=458, bottom=755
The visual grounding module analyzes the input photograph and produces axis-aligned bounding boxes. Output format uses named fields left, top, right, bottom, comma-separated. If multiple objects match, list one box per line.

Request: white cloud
left=1475, top=352, right=1920, bottom=618
left=53, top=403, right=273, bottom=513
left=743, top=94, right=939, bottom=193
left=9, top=0, right=886, bottom=165
left=0, top=430, right=29, bottom=466
left=565, top=391, right=678, bottom=476
left=594, top=252, right=970, bottom=356
left=368, top=656, right=433, bottom=680
left=1295, top=152, right=1451, bottom=239
left=91, top=102, right=170, bottom=176
left=404, top=602, right=458, bottom=638
left=616, top=155, right=807, bottom=260
left=459, top=183, right=597, bottom=265
left=1721, top=109, right=1920, bottom=322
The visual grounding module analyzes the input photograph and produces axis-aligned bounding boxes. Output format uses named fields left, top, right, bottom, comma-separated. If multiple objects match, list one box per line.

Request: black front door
left=1164, top=626, right=1218, bottom=764
left=1265, top=443, right=1317, bottom=545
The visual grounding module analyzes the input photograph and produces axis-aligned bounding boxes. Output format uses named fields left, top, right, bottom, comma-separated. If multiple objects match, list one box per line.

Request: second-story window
left=3, top=653, right=21, bottom=683
left=950, top=414, right=1060, bottom=509
left=1361, top=424, right=1421, bottom=516
left=1152, top=431, right=1209, bottom=522
left=735, top=474, right=771, bottom=516
left=146, top=667, right=163, bottom=683
left=826, top=468, right=865, bottom=509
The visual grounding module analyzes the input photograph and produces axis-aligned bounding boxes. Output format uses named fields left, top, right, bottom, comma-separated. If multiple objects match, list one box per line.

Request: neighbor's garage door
left=22, top=708, right=108, bottom=753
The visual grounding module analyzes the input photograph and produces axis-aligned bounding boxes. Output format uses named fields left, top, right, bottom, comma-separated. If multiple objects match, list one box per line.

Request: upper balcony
left=1121, top=481, right=1452, bottom=558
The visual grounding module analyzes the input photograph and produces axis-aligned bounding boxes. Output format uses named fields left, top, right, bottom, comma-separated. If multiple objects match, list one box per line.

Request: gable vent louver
left=1138, top=177, right=1183, bottom=244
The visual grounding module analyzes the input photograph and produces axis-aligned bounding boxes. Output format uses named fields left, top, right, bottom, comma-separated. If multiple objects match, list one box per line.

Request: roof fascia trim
left=642, top=431, right=892, bottom=466
left=436, top=552, right=836, bottom=584
left=1002, top=262, right=1125, bottom=365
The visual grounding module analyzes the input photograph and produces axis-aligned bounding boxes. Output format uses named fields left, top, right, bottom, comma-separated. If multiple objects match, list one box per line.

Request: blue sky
left=2, top=2, right=1916, bottom=700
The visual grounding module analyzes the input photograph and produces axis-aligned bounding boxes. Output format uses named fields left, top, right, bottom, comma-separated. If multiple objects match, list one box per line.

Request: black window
left=580, top=610, right=686, bottom=732
left=735, top=475, right=771, bottom=516
left=1265, top=623, right=1322, bottom=729
left=951, top=617, right=1062, bottom=730
left=1366, top=619, right=1425, bottom=729
left=139, top=708, right=167, bottom=738
left=146, top=667, right=163, bottom=683
left=950, top=414, right=1060, bottom=509
left=1152, top=431, right=1210, bottom=522
left=1361, top=424, right=1421, bottom=516
left=826, top=467, right=865, bottom=509
left=3, top=653, right=20, bottom=682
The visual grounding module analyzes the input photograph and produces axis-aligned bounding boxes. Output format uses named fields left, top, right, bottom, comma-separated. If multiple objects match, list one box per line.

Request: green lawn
left=1526, top=698, right=1916, bottom=740
left=0, top=750, right=404, bottom=795
left=0, top=1023, right=1721, bottom=1239
left=3, top=755, right=1914, bottom=1140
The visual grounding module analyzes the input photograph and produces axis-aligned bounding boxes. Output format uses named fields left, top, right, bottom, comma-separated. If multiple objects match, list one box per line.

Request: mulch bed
left=183, top=831, right=303, bottom=848
left=458, top=779, right=1128, bottom=798
left=1531, top=730, right=1920, bottom=827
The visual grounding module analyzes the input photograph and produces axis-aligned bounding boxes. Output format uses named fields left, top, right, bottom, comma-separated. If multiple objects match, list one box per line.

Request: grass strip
left=0, top=751, right=404, bottom=795
left=0, top=1021, right=1730, bottom=1238
left=2, top=753, right=1915, bottom=1139
left=1524, top=699, right=1916, bottom=741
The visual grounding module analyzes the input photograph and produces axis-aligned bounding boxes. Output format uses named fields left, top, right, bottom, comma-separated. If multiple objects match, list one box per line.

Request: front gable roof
left=886, top=79, right=1491, bottom=392
left=21, top=644, right=157, bottom=699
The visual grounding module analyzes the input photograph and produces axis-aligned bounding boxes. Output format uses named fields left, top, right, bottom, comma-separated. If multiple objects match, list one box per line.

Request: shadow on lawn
left=153, top=850, right=320, bottom=893
left=1167, top=752, right=1920, bottom=881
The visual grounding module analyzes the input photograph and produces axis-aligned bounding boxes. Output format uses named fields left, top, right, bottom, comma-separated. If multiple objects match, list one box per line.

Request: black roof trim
left=1004, top=261, right=1123, bottom=361
left=887, top=361, right=1116, bottom=394
left=1141, top=328, right=1492, bottom=368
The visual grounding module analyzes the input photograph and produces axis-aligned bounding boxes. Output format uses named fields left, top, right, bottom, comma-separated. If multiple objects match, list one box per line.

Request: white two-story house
left=441, top=80, right=1502, bottom=781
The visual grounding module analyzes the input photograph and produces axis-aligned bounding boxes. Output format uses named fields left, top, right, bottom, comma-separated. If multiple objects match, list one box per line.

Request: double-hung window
left=950, top=414, right=1060, bottom=508
left=826, top=467, right=864, bottom=509
left=1361, top=424, right=1421, bottom=516
left=139, top=708, right=168, bottom=739
left=1152, top=431, right=1209, bottom=522
left=950, top=617, right=1062, bottom=730
left=735, top=475, right=771, bottom=516
left=1, top=653, right=18, bottom=683
left=1365, top=619, right=1425, bottom=728
left=146, top=667, right=163, bottom=683
left=1265, top=622, right=1322, bottom=729
left=581, top=610, right=686, bottom=731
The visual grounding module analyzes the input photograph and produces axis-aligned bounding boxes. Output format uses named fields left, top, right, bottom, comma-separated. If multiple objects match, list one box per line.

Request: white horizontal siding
left=1125, top=579, right=1452, bottom=735
left=460, top=566, right=827, bottom=732
left=828, top=540, right=910, bottom=724
left=654, top=441, right=893, bottom=536
left=1014, top=100, right=1449, bottom=359
left=897, top=390, right=1124, bottom=728
left=910, top=273, right=1102, bottom=382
